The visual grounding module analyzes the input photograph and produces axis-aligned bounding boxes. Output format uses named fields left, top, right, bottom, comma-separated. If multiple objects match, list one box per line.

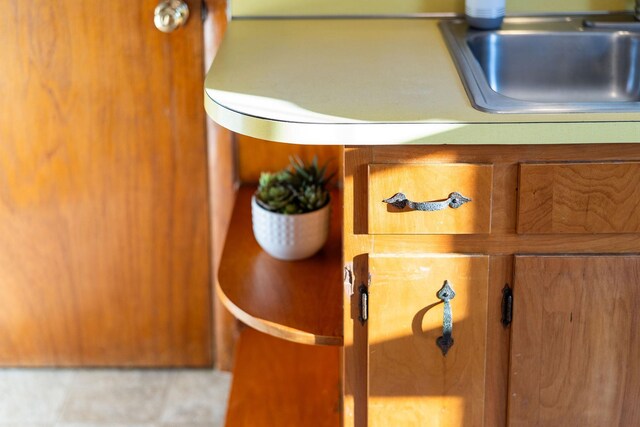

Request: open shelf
left=217, top=185, right=343, bottom=346
left=225, top=327, right=341, bottom=427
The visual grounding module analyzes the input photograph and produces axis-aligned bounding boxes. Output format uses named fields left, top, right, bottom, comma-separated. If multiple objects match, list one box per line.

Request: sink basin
left=440, top=16, right=640, bottom=113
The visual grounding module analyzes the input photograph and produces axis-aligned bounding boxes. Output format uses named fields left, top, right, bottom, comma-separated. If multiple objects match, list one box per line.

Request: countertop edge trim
left=205, top=93, right=640, bottom=145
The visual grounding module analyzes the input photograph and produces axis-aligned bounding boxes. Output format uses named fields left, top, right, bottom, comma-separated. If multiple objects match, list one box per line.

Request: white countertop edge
left=205, top=93, right=640, bottom=146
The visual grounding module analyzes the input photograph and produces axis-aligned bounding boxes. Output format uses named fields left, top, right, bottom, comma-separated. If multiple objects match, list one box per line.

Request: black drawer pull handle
left=382, top=192, right=471, bottom=211
left=436, top=280, right=456, bottom=356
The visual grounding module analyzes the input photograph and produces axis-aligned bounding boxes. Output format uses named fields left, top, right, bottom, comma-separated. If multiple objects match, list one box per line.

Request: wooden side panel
left=510, top=256, right=640, bottom=427
left=368, top=255, right=490, bottom=427
left=0, top=0, right=211, bottom=366
left=204, top=0, right=241, bottom=372
left=225, top=327, right=341, bottom=427
left=236, top=134, right=342, bottom=184
left=518, top=162, right=640, bottom=234
left=343, top=147, right=374, bottom=427
left=368, top=164, right=493, bottom=234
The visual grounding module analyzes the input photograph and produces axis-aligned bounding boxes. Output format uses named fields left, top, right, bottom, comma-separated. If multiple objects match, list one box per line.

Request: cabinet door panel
left=0, top=0, right=211, bottom=366
left=510, top=256, right=640, bottom=426
left=368, top=255, right=489, bottom=427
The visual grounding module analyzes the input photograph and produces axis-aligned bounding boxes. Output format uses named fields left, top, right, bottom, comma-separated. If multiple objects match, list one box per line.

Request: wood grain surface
left=518, top=162, right=640, bottom=234
left=368, top=233, right=640, bottom=254
left=217, top=186, right=343, bottom=345
left=204, top=0, right=241, bottom=372
left=217, top=136, right=342, bottom=367
left=368, top=163, right=493, bottom=234
left=343, top=147, right=372, bottom=427
left=0, top=0, right=211, bottom=366
left=343, top=144, right=640, bottom=427
left=225, top=327, right=341, bottom=427
left=484, top=256, right=512, bottom=427
left=237, top=134, right=342, bottom=184
left=510, top=256, right=640, bottom=427
left=368, top=255, right=490, bottom=427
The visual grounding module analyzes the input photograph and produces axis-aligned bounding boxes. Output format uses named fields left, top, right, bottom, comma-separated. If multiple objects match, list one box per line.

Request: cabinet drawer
left=368, top=163, right=493, bottom=234
left=518, top=162, right=640, bottom=234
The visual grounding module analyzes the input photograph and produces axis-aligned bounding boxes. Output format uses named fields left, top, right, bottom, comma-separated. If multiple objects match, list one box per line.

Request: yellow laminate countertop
left=204, top=18, right=640, bottom=145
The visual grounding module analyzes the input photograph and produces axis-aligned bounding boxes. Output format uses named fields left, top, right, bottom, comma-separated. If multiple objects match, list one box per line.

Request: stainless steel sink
left=440, top=16, right=640, bottom=113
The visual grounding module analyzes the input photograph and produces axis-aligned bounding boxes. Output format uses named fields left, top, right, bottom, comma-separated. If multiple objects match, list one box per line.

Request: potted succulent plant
left=252, top=156, right=334, bottom=260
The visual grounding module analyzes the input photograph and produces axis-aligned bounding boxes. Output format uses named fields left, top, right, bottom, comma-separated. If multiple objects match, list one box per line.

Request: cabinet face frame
left=343, top=144, right=640, bottom=427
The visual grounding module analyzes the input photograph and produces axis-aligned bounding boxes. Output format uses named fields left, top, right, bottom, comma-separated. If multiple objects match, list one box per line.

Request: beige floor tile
left=161, top=424, right=220, bottom=427
left=55, top=424, right=154, bottom=427
left=0, top=369, right=72, bottom=423
left=67, top=370, right=170, bottom=388
left=0, top=369, right=231, bottom=426
left=160, top=370, right=231, bottom=426
left=0, top=424, right=54, bottom=427
left=60, top=370, right=170, bottom=423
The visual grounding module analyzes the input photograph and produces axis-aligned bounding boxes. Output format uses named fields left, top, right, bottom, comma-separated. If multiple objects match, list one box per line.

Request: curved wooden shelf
left=225, top=327, right=341, bottom=427
left=218, top=186, right=343, bottom=346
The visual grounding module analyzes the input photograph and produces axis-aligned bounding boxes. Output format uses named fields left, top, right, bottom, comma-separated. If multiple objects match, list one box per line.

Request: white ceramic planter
left=251, top=196, right=331, bottom=261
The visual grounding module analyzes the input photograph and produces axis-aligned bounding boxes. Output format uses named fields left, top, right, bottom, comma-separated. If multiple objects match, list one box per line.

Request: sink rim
left=439, top=15, right=640, bottom=114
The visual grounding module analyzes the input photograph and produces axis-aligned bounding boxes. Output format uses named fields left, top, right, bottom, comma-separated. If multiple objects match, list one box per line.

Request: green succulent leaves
left=255, top=156, right=334, bottom=215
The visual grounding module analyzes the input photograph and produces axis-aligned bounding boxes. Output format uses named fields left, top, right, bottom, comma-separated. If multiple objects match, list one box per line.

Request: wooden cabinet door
left=368, top=255, right=490, bottom=427
left=510, top=256, right=640, bottom=426
left=0, top=1, right=211, bottom=366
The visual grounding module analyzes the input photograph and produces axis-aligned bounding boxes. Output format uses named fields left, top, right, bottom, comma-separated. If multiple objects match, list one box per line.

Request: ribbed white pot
left=251, top=196, right=331, bottom=261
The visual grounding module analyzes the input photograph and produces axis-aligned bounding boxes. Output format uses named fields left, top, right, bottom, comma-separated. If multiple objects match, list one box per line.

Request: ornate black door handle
left=382, top=192, right=471, bottom=211
left=436, top=280, right=456, bottom=356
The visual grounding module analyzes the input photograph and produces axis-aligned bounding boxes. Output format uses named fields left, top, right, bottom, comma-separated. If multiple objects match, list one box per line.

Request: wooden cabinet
left=344, top=144, right=640, bottom=427
left=509, top=255, right=640, bottom=427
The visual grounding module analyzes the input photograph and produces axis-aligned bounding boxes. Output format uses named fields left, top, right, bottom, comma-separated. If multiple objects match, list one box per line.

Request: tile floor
left=0, top=369, right=232, bottom=427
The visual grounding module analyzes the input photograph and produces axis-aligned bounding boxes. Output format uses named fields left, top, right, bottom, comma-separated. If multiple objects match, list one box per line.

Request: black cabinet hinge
left=358, top=285, right=368, bottom=325
left=201, top=0, right=208, bottom=22
left=501, top=284, right=513, bottom=327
